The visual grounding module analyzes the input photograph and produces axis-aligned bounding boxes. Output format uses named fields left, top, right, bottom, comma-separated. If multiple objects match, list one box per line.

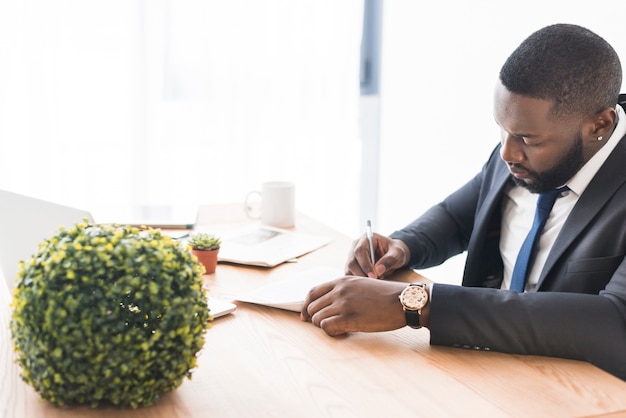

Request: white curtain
left=0, top=0, right=363, bottom=236
left=0, top=1, right=142, bottom=214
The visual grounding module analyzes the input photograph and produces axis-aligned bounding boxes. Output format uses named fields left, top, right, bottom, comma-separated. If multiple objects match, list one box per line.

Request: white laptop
left=0, top=189, right=235, bottom=318
left=0, top=189, right=94, bottom=289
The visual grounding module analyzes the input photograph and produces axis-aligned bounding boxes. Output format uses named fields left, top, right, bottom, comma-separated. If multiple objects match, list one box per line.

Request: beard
left=511, top=133, right=584, bottom=194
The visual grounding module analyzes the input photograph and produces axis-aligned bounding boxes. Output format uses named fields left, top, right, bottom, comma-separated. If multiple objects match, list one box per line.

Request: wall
left=378, top=1, right=626, bottom=284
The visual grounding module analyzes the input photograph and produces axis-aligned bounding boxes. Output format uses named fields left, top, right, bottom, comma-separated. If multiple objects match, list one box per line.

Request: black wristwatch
left=398, top=283, right=429, bottom=329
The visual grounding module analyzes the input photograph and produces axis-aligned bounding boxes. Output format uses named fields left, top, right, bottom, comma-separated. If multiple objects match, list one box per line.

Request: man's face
left=493, top=82, right=586, bottom=194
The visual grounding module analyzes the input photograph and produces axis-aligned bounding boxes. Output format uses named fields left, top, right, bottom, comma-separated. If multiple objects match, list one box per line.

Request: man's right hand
left=344, top=234, right=411, bottom=279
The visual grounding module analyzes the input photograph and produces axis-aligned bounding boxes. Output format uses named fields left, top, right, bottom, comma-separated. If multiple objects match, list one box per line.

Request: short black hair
left=499, top=24, right=622, bottom=119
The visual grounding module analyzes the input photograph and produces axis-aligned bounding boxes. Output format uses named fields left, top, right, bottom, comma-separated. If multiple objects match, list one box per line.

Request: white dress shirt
left=500, top=105, right=626, bottom=292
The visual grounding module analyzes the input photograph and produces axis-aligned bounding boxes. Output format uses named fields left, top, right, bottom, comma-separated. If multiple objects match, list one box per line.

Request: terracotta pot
left=191, top=249, right=219, bottom=274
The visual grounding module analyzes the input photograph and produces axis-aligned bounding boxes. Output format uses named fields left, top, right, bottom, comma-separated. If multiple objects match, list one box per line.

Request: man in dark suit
left=301, top=24, right=626, bottom=380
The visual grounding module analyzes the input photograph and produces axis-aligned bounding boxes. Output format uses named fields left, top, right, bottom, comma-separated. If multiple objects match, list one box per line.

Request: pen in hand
left=366, top=220, right=376, bottom=266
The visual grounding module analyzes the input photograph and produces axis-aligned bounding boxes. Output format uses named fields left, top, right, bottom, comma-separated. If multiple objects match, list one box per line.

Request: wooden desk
left=3, top=205, right=626, bottom=418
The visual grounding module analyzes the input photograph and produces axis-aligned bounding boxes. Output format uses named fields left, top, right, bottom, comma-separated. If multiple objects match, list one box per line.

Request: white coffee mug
left=245, top=181, right=295, bottom=228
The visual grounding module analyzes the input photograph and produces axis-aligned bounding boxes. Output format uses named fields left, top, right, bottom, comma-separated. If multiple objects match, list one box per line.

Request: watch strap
left=404, top=308, right=422, bottom=329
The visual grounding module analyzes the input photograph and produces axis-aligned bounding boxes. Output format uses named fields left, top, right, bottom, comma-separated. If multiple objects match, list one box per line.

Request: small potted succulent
left=10, top=221, right=211, bottom=408
left=187, top=232, right=221, bottom=274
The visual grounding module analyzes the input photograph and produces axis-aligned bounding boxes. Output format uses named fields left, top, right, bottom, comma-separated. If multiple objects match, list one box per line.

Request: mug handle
left=244, top=190, right=262, bottom=219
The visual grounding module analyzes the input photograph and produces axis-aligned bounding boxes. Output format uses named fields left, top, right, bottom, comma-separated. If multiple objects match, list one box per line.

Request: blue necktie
left=510, top=187, right=568, bottom=292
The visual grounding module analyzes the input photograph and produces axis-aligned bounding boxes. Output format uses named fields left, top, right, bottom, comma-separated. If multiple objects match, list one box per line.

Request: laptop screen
left=0, top=189, right=94, bottom=289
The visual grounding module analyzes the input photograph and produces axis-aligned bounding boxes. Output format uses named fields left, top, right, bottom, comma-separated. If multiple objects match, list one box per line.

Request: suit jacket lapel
left=538, top=133, right=626, bottom=288
left=463, top=155, right=510, bottom=287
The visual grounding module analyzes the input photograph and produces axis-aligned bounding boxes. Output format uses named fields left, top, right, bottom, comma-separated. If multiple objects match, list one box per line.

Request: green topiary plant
left=10, top=221, right=212, bottom=408
left=187, top=232, right=221, bottom=251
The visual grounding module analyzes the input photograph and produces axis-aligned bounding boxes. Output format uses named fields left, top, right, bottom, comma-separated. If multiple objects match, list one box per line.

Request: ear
left=586, top=107, right=617, bottom=140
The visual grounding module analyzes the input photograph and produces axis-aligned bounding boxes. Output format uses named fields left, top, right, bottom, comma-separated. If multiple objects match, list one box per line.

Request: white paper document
left=208, top=298, right=237, bottom=318
left=236, top=266, right=344, bottom=312
left=196, top=224, right=332, bottom=268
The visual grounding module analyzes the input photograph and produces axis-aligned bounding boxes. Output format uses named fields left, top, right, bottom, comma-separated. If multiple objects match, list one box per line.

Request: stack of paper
left=235, top=266, right=344, bottom=312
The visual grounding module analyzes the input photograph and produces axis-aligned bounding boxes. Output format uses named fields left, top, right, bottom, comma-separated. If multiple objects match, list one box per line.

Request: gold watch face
left=400, top=285, right=428, bottom=311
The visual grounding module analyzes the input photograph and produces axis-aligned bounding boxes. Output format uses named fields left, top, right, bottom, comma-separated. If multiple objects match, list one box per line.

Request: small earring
left=597, top=136, right=603, bottom=141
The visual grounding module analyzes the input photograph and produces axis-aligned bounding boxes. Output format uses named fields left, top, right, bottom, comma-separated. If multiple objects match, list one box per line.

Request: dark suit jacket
left=390, top=96, right=626, bottom=380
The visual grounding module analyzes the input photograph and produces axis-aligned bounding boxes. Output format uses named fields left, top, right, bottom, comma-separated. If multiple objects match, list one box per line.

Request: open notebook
left=194, top=224, right=332, bottom=268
